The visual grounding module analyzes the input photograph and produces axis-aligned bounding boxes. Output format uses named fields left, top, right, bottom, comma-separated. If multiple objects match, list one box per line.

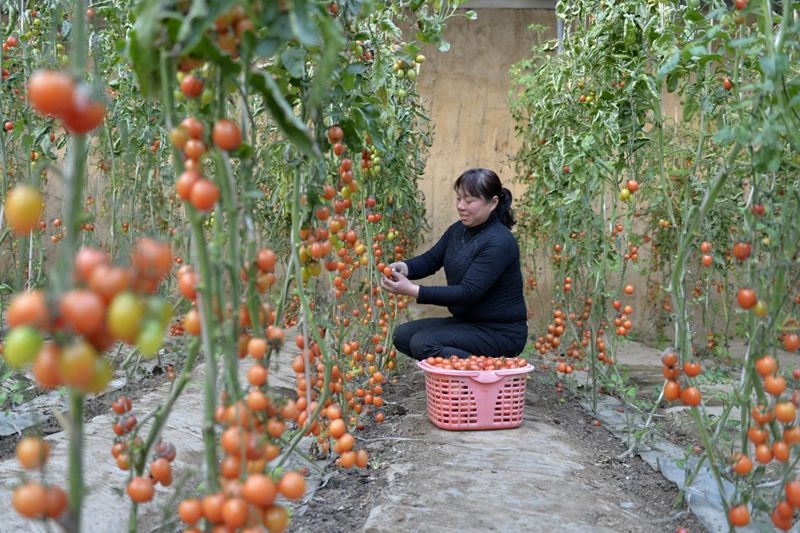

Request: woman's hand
left=388, top=261, right=408, bottom=277
left=381, top=271, right=419, bottom=298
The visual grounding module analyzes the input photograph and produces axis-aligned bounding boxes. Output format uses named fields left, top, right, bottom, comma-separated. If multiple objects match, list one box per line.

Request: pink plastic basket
left=417, top=360, right=534, bottom=430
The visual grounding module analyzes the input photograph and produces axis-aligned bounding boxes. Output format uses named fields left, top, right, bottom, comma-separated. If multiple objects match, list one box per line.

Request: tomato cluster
left=27, top=69, right=106, bottom=134
left=290, top=335, right=382, bottom=458
left=11, top=436, right=67, bottom=521
left=3, top=239, right=173, bottom=393
left=171, top=116, right=222, bottom=212
left=170, top=398, right=307, bottom=531
left=660, top=350, right=702, bottom=406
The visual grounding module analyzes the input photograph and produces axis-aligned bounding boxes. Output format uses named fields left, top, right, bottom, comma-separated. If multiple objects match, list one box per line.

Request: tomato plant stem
left=190, top=212, right=220, bottom=493
left=213, top=150, right=242, bottom=401
left=66, top=389, right=84, bottom=533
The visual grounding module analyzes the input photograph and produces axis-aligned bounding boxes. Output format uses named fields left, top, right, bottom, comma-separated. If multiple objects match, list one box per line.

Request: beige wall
left=416, top=9, right=555, bottom=249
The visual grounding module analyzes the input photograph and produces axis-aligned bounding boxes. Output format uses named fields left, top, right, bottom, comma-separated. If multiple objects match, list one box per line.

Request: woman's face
left=456, top=188, right=498, bottom=228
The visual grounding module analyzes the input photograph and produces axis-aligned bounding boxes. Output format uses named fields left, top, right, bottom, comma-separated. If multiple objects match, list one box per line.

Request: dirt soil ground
left=0, top=337, right=709, bottom=533
left=289, top=354, right=707, bottom=533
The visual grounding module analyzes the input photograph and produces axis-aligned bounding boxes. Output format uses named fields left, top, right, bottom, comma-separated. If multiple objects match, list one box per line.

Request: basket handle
left=470, top=372, right=505, bottom=384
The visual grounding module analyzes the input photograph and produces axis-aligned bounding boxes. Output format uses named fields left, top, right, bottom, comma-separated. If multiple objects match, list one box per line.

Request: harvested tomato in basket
left=424, top=355, right=529, bottom=371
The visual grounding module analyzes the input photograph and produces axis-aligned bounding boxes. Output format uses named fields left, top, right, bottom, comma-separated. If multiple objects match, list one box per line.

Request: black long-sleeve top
left=405, top=212, right=528, bottom=325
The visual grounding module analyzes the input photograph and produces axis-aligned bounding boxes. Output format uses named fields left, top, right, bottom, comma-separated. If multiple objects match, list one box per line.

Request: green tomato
left=397, top=89, right=407, bottom=98
left=3, top=326, right=43, bottom=368
left=387, top=231, right=396, bottom=241
left=753, top=300, right=769, bottom=318
left=60, top=54, right=69, bottom=65
left=86, top=357, right=112, bottom=393
left=200, top=88, right=214, bottom=105
left=406, top=69, right=417, bottom=81
left=136, top=319, right=163, bottom=359
left=56, top=43, right=65, bottom=51
left=415, top=54, right=426, bottom=64
left=148, top=296, right=173, bottom=329
left=108, top=292, right=145, bottom=343
left=396, top=69, right=405, bottom=78
left=619, top=189, right=631, bottom=202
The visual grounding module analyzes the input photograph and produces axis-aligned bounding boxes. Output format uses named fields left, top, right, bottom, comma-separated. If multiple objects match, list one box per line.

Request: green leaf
left=177, top=0, right=240, bottom=54
left=682, top=92, right=697, bottom=122
left=289, top=0, right=322, bottom=47
left=249, top=71, right=318, bottom=158
left=256, top=38, right=280, bottom=58
left=729, top=36, right=757, bottom=49
left=126, top=0, right=164, bottom=98
left=280, top=47, right=307, bottom=79
left=657, top=48, right=681, bottom=82
left=308, top=12, right=345, bottom=111
left=563, top=189, right=581, bottom=204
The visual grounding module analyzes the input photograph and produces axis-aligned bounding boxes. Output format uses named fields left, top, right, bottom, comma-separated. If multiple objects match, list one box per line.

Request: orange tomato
left=16, top=436, right=49, bottom=469
left=277, top=471, right=305, bottom=500
left=679, top=386, right=701, bottom=407
left=12, top=482, right=47, bottom=518
left=27, top=70, right=75, bottom=116
left=127, top=476, right=154, bottom=503
left=212, top=119, right=242, bottom=151
left=728, top=504, right=750, bottom=527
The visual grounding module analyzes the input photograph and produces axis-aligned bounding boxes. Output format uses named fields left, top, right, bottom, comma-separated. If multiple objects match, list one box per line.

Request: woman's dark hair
left=454, top=168, right=516, bottom=228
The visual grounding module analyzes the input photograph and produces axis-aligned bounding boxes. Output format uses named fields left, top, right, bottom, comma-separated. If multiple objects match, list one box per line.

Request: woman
left=381, top=168, right=528, bottom=360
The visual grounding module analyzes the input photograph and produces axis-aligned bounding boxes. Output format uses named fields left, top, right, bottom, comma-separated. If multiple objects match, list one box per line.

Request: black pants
left=393, top=317, right=527, bottom=361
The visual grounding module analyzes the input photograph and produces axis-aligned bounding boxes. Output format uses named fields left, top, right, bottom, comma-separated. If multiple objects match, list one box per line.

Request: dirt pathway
left=289, top=360, right=706, bottom=533
left=0, top=345, right=706, bottom=532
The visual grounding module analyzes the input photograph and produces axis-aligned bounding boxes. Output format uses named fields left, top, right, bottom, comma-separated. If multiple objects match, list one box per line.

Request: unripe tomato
left=136, top=319, right=163, bottom=359
left=108, top=292, right=145, bottom=343
left=3, top=326, right=43, bottom=368
left=4, top=185, right=43, bottom=235
left=85, top=357, right=112, bottom=393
